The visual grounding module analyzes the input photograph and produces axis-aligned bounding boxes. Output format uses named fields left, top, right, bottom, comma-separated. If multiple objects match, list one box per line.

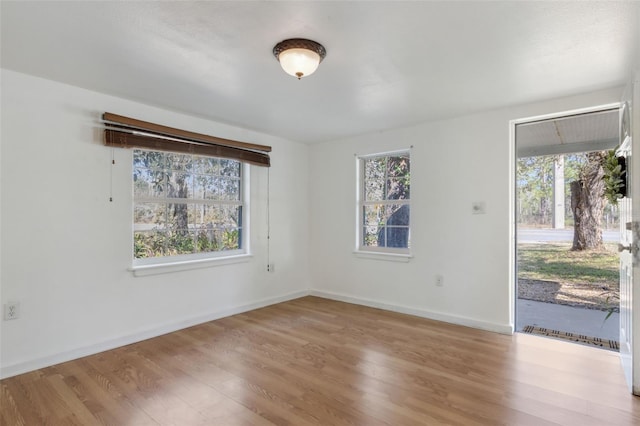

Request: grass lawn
left=518, top=242, right=619, bottom=290
left=517, top=242, right=619, bottom=310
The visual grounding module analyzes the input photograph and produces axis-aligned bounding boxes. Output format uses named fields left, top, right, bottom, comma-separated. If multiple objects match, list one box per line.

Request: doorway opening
left=515, top=106, right=621, bottom=350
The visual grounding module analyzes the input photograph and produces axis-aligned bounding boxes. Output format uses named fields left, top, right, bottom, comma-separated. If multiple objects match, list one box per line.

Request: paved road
left=518, top=228, right=619, bottom=243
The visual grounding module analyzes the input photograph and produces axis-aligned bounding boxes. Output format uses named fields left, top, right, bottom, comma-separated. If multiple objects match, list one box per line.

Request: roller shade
left=103, top=112, right=271, bottom=167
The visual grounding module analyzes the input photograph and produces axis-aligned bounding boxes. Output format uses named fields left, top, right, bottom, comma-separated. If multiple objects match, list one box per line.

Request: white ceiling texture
left=1, top=1, right=638, bottom=144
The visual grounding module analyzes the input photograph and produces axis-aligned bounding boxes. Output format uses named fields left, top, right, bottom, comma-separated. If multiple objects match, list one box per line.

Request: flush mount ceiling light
left=273, top=38, right=326, bottom=80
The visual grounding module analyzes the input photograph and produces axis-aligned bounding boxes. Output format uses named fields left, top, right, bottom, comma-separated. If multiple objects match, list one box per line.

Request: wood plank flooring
left=1, top=296, right=639, bottom=425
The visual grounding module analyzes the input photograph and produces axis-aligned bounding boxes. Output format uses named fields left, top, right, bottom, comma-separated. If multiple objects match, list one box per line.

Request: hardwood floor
left=1, top=296, right=639, bottom=425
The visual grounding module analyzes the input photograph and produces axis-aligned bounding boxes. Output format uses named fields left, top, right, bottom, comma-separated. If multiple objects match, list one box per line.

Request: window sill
left=130, top=254, right=253, bottom=277
left=353, top=251, right=413, bottom=262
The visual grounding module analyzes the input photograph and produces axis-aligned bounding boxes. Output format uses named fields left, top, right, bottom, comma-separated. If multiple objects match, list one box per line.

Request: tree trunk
left=169, top=173, right=190, bottom=236
left=570, top=152, right=606, bottom=251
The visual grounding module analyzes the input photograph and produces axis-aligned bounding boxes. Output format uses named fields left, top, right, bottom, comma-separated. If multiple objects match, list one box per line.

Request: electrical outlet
left=267, top=263, right=275, bottom=273
left=4, top=301, right=20, bottom=320
left=435, top=275, right=444, bottom=287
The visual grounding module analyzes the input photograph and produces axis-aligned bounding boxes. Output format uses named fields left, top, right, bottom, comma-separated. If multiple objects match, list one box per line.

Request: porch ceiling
left=516, top=108, right=620, bottom=158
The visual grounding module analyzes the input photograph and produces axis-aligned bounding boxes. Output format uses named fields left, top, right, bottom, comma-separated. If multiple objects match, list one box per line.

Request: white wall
left=0, top=67, right=629, bottom=379
left=309, top=87, right=623, bottom=333
left=0, top=70, right=310, bottom=378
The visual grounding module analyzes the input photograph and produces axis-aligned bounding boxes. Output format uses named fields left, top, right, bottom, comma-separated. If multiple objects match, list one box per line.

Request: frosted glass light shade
left=273, top=39, right=327, bottom=80
left=278, top=48, right=321, bottom=79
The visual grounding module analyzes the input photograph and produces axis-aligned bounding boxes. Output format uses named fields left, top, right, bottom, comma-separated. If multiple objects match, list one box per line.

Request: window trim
left=129, top=254, right=253, bottom=277
left=131, top=150, right=250, bottom=271
left=352, top=250, right=413, bottom=262
left=356, top=149, right=411, bottom=256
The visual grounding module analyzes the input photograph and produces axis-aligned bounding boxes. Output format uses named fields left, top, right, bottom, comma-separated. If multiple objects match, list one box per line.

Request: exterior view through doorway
left=515, top=105, right=622, bottom=350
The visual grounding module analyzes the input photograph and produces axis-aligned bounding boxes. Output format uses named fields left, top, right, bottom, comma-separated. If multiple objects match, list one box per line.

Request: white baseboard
left=310, top=290, right=514, bottom=335
left=0, top=290, right=309, bottom=379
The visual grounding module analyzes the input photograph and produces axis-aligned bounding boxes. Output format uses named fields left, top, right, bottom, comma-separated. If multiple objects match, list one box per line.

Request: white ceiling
left=1, top=1, right=637, bottom=144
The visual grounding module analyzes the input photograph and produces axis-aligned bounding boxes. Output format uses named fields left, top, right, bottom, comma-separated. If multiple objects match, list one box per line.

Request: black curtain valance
left=103, top=112, right=271, bottom=167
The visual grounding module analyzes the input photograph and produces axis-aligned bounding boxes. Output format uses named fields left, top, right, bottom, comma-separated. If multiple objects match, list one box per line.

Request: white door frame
left=509, top=102, right=621, bottom=337
left=628, top=74, right=640, bottom=394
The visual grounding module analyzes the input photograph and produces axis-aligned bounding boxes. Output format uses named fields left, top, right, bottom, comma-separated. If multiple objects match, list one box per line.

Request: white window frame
left=356, top=149, right=411, bottom=257
left=131, top=149, right=250, bottom=273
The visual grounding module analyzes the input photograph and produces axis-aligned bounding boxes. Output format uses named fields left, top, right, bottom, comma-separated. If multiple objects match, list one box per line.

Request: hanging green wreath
left=602, top=149, right=626, bottom=205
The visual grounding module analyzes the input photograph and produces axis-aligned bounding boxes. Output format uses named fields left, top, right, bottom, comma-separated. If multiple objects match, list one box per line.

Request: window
left=358, top=151, right=411, bottom=253
left=133, top=149, right=246, bottom=265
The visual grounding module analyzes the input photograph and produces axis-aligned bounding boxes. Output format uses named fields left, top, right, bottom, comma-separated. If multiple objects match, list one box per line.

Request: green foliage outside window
left=133, top=150, right=243, bottom=260
left=134, top=228, right=239, bottom=259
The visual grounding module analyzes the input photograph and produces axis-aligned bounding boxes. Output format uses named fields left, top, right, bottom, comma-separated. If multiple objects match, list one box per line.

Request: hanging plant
left=602, top=149, right=626, bottom=205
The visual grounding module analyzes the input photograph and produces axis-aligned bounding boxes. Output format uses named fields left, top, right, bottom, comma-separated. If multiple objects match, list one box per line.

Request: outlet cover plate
left=472, top=201, right=486, bottom=215
left=4, top=302, right=20, bottom=320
